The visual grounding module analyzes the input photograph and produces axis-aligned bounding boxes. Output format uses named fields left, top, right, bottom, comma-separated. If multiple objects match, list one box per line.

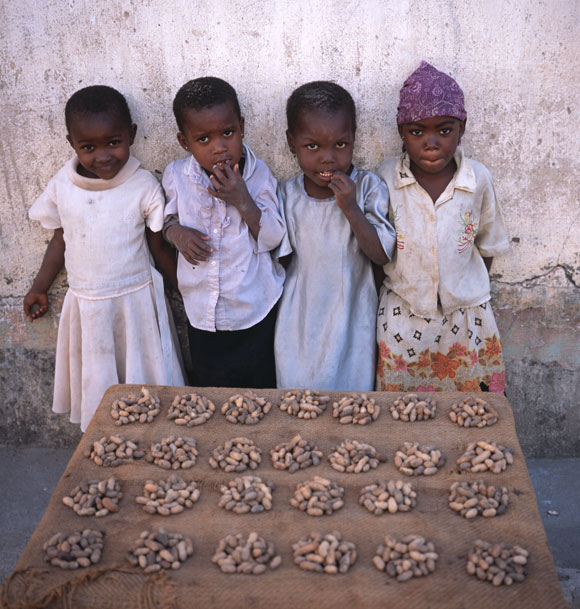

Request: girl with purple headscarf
left=375, top=62, right=510, bottom=393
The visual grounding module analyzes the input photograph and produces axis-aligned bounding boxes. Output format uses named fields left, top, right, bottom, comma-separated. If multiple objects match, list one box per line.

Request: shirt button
left=211, top=261, right=216, bottom=265
left=213, top=229, right=218, bottom=234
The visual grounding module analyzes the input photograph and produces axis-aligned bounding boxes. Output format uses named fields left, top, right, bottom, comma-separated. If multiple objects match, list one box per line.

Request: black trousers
left=187, top=304, right=277, bottom=388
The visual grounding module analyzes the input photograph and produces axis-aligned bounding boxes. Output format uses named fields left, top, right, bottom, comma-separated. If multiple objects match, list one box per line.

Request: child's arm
left=23, top=228, right=65, bottom=321
left=146, top=228, right=179, bottom=291
left=207, top=163, right=261, bottom=240
left=329, top=172, right=389, bottom=266
left=165, top=223, right=213, bottom=266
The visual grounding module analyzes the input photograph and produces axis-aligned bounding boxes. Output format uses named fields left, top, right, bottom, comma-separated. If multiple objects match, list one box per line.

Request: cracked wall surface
left=1, top=0, right=579, bottom=455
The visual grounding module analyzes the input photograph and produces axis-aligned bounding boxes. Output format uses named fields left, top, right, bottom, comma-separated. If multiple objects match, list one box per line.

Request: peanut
left=394, top=442, right=445, bottom=476
left=219, top=475, right=275, bottom=514
left=390, top=393, right=436, bottom=422
left=209, top=437, right=262, bottom=472
left=110, top=387, right=161, bottom=425
left=62, top=477, right=122, bottom=517
left=374, top=535, right=438, bottom=581
left=136, top=474, right=200, bottom=515
left=456, top=441, right=513, bottom=474
left=292, top=531, right=357, bottom=574
left=332, top=393, right=380, bottom=425
left=466, top=539, right=529, bottom=585
left=290, top=476, right=344, bottom=516
left=449, top=397, right=499, bottom=428
left=280, top=390, right=330, bottom=419
left=84, top=435, right=144, bottom=467
left=168, top=392, right=215, bottom=427
left=448, top=480, right=509, bottom=519
left=127, top=527, right=193, bottom=571
left=329, top=439, right=384, bottom=473
left=43, top=529, right=105, bottom=569
left=359, top=480, right=417, bottom=515
left=221, top=391, right=272, bottom=424
left=270, top=434, right=323, bottom=473
left=146, top=435, right=198, bottom=470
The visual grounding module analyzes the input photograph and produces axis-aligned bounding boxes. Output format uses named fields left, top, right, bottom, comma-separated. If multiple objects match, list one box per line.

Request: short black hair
left=65, top=85, right=132, bottom=131
left=286, top=81, right=356, bottom=134
left=173, top=77, right=241, bottom=132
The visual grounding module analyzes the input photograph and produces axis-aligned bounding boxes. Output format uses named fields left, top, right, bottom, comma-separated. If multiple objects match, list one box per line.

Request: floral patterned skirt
left=375, top=288, right=506, bottom=393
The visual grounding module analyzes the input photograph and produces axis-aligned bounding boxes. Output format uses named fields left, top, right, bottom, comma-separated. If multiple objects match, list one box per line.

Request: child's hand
left=208, top=163, right=253, bottom=211
left=328, top=171, right=357, bottom=213
left=24, top=290, right=49, bottom=321
left=166, top=224, right=213, bottom=266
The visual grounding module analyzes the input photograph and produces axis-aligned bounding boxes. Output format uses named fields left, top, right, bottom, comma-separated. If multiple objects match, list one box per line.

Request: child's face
left=67, top=111, right=136, bottom=180
left=398, top=116, right=465, bottom=176
left=177, top=101, right=244, bottom=175
left=287, top=108, right=354, bottom=199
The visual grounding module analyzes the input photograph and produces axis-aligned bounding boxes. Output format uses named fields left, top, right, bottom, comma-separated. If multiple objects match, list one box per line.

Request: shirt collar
left=184, top=143, right=255, bottom=184
left=66, top=155, right=141, bottom=191
left=393, top=147, right=476, bottom=193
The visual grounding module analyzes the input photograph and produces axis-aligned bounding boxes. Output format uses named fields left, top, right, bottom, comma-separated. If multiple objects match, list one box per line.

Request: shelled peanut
left=332, top=393, right=380, bottom=425
left=136, top=474, right=200, bottom=516
left=394, top=442, right=445, bottom=476
left=270, top=434, right=323, bottom=473
left=373, top=535, right=439, bottom=582
left=329, top=439, right=383, bottom=473
left=127, top=528, right=193, bottom=572
left=292, top=531, right=357, bottom=574
left=62, top=477, right=122, bottom=517
left=390, top=394, right=436, bottom=422
left=359, top=480, right=417, bottom=515
left=280, top=390, right=330, bottom=419
left=84, top=435, right=144, bottom=467
left=289, top=476, right=345, bottom=516
left=219, top=476, right=274, bottom=514
left=43, top=529, right=105, bottom=569
left=448, top=480, right=509, bottom=519
left=466, top=539, right=529, bottom=586
left=209, top=437, right=262, bottom=472
left=212, top=532, right=282, bottom=574
left=146, top=436, right=198, bottom=470
left=168, top=393, right=215, bottom=427
left=449, top=397, right=499, bottom=428
left=110, top=387, right=161, bottom=425
left=456, top=441, right=513, bottom=474
left=221, top=391, right=272, bottom=424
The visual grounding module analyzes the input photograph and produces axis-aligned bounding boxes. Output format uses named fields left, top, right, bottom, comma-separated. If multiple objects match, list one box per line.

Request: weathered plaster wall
left=1, top=0, right=579, bottom=455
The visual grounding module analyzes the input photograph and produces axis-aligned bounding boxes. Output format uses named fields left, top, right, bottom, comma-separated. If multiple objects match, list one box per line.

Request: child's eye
left=306, top=144, right=318, bottom=150
left=409, top=129, right=422, bottom=136
left=108, top=140, right=121, bottom=147
left=198, top=136, right=209, bottom=143
left=336, top=142, right=347, bottom=149
left=440, top=128, right=452, bottom=135
left=223, top=130, right=233, bottom=137
left=81, top=145, right=95, bottom=151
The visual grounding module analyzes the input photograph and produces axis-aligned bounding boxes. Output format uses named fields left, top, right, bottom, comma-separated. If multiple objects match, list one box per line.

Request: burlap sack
left=1, top=385, right=567, bottom=609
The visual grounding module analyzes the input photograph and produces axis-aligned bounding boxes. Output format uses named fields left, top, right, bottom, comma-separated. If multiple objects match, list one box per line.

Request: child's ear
left=129, top=124, right=137, bottom=145
left=286, top=129, right=296, bottom=154
left=239, top=116, right=245, bottom=138
left=177, top=132, right=190, bottom=152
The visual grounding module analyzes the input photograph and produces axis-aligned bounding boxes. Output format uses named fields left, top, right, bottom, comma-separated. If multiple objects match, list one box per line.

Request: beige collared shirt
left=377, top=148, right=510, bottom=318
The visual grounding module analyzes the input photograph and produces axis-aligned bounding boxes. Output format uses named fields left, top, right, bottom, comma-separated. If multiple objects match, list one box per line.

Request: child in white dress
left=275, top=81, right=396, bottom=391
left=376, top=62, right=510, bottom=393
left=24, top=85, right=184, bottom=431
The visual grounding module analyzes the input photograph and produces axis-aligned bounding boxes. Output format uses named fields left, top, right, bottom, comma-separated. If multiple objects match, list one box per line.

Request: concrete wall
left=1, top=0, right=579, bottom=455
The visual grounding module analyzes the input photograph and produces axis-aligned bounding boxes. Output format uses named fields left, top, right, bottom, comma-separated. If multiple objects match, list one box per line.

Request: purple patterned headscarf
left=397, top=61, right=466, bottom=124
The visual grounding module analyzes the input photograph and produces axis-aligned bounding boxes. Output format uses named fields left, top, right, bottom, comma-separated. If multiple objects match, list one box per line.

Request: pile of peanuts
left=218, top=476, right=274, bottom=514
left=209, top=437, right=262, bottom=472
left=168, top=393, right=215, bottom=427
left=292, top=531, right=357, bottom=574
left=270, top=434, right=323, bottom=473
left=359, top=479, right=417, bottom=515
left=394, top=442, right=445, bottom=476
left=126, top=528, right=193, bottom=572
left=110, top=387, right=161, bottom=425
left=457, top=441, right=513, bottom=474
left=221, top=391, right=272, bottom=424
left=449, top=397, right=499, bottom=428
left=62, top=477, right=122, bottom=517
left=332, top=393, right=380, bottom=425
left=212, top=532, right=282, bottom=574
left=448, top=480, right=509, bottom=519
left=84, top=435, right=144, bottom=467
left=466, top=539, right=529, bottom=586
left=329, top=439, right=383, bottom=473
left=44, top=529, right=104, bottom=569
left=279, top=390, right=330, bottom=419
left=136, top=474, right=200, bottom=516
left=390, top=394, right=436, bottom=422
left=146, top=436, right=198, bottom=470
left=373, top=535, right=439, bottom=582
left=290, top=476, right=345, bottom=516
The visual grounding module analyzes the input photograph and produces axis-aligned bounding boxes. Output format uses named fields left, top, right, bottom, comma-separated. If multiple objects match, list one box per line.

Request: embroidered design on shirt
left=457, top=210, right=478, bottom=253
left=392, top=206, right=406, bottom=250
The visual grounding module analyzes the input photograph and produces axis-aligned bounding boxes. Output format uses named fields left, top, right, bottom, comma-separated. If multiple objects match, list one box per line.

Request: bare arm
left=208, top=163, right=262, bottom=240
left=329, top=172, right=389, bottom=266
left=146, top=228, right=179, bottom=291
left=23, top=228, right=65, bottom=321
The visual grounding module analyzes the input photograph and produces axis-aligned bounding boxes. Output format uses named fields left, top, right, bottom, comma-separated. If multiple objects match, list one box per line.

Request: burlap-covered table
left=1, top=385, right=567, bottom=609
